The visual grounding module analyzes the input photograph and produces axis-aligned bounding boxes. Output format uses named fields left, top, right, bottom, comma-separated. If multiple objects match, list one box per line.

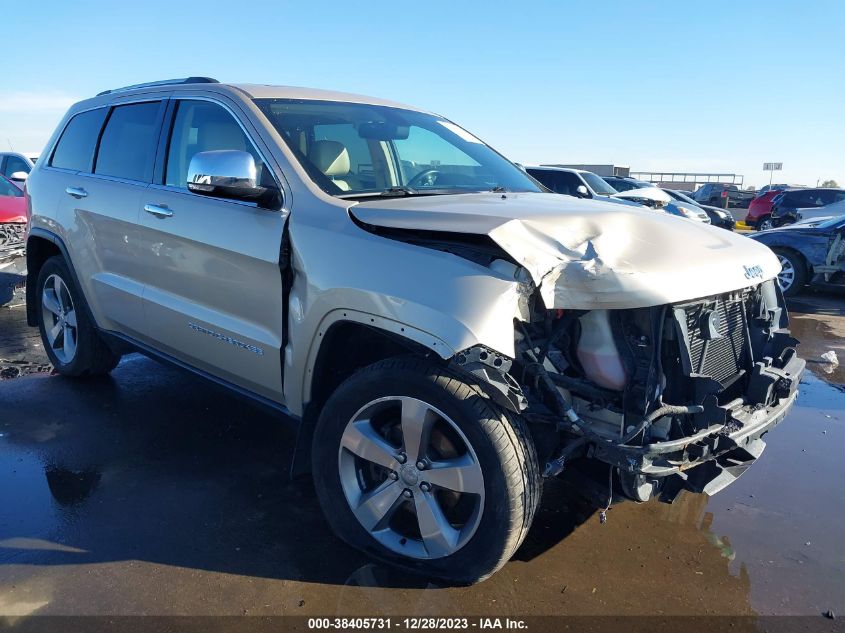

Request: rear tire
left=757, top=216, right=773, bottom=231
left=35, top=256, right=120, bottom=376
left=772, top=248, right=807, bottom=297
left=311, top=356, right=541, bottom=584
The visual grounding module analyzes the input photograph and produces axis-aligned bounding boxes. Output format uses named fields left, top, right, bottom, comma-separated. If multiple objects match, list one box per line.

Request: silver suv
left=25, top=78, right=805, bottom=583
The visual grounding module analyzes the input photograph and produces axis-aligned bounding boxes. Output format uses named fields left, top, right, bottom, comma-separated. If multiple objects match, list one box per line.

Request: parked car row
left=524, top=167, right=737, bottom=229
left=691, top=183, right=755, bottom=209
left=663, top=189, right=736, bottom=229
left=746, top=186, right=845, bottom=230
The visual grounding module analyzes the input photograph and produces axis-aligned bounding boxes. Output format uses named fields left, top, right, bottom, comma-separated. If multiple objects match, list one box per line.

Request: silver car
left=25, top=78, right=805, bottom=583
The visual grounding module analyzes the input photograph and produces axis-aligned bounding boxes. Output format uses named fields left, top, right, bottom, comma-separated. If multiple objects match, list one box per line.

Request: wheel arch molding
left=25, top=229, right=84, bottom=327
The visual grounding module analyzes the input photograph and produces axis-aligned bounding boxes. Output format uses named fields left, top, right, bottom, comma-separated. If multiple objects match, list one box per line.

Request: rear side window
left=95, top=102, right=162, bottom=182
left=795, top=190, right=826, bottom=207
left=526, top=169, right=556, bottom=190
left=50, top=108, right=108, bottom=171
left=818, top=189, right=845, bottom=205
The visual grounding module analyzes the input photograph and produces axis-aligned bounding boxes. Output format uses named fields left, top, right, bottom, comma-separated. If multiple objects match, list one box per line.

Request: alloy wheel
left=41, top=274, right=78, bottom=364
left=759, top=218, right=773, bottom=231
left=776, top=254, right=795, bottom=293
left=338, top=396, right=485, bottom=560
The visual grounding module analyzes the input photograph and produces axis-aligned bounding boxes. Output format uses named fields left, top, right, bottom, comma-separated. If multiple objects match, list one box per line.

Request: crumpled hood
left=350, top=192, right=781, bottom=309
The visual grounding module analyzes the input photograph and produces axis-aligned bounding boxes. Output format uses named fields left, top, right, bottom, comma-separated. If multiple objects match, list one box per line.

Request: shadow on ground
left=0, top=356, right=600, bottom=590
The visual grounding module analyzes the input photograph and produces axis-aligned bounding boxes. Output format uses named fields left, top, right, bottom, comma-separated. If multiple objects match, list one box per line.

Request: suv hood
left=350, top=192, right=780, bottom=310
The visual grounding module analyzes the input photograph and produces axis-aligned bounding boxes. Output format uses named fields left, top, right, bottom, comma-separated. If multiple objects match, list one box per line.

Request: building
left=543, top=164, right=630, bottom=178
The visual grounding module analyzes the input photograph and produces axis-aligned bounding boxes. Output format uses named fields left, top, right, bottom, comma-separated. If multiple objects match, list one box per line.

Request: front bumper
left=0, top=255, right=26, bottom=306
left=591, top=350, right=805, bottom=498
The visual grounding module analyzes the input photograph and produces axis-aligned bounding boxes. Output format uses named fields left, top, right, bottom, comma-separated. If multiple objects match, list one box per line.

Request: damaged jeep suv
left=25, top=78, right=805, bottom=584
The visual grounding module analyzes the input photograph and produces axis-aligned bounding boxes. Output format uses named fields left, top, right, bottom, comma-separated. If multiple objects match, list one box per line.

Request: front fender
left=285, top=278, right=522, bottom=417
left=281, top=206, right=527, bottom=416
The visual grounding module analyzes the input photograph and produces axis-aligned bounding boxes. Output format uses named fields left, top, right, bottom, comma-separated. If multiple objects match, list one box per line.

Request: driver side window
left=165, top=100, right=265, bottom=189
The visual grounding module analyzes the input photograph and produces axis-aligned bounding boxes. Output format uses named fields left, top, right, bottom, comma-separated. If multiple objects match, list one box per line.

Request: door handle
left=144, top=204, right=173, bottom=218
left=65, top=187, right=88, bottom=199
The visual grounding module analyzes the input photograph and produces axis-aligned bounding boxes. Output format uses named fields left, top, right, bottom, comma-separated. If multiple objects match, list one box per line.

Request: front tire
left=312, top=357, right=541, bottom=584
left=36, top=256, right=121, bottom=376
left=772, top=248, right=807, bottom=297
left=757, top=216, right=773, bottom=231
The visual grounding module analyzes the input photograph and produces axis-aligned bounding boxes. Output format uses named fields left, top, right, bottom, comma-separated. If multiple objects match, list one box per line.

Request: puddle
left=0, top=357, right=842, bottom=615
left=0, top=290, right=841, bottom=615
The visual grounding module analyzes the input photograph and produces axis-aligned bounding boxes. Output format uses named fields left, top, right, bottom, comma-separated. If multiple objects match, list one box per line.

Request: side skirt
left=100, top=329, right=300, bottom=427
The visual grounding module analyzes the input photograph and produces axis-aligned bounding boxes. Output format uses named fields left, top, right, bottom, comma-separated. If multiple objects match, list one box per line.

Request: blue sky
left=4, top=0, right=843, bottom=188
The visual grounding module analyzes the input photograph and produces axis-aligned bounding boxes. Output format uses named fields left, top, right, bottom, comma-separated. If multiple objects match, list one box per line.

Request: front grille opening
left=684, top=298, right=749, bottom=383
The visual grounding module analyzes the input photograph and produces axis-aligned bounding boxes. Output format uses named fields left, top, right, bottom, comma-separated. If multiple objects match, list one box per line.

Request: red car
left=0, top=174, right=27, bottom=263
left=745, top=190, right=785, bottom=230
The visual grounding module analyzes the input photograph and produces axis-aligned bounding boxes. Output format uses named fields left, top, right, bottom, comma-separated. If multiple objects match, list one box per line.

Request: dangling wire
left=599, top=465, right=614, bottom=524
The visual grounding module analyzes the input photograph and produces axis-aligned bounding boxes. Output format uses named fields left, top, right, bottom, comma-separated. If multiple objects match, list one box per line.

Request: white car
left=525, top=167, right=682, bottom=216
left=792, top=199, right=845, bottom=223
left=602, top=176, right=673, bottom=208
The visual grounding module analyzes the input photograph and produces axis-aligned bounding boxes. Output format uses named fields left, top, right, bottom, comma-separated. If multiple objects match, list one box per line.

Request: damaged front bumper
left=592, top=350, right=805, bottom=500
left=0, top=223, right=26, bottom=266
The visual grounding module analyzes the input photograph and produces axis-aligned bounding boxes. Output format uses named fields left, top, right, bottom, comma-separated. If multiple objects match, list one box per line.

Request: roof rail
left=97, top=77, right=219, bottom=97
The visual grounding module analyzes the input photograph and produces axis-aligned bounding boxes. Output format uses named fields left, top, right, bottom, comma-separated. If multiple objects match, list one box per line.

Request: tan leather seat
left=309, top=140, right=352, bottom=191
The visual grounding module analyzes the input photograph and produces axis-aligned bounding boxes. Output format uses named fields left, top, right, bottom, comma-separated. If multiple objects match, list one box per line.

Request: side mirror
left=575, top=185, right=589, bottom=198
left=187, top=150, right=279, bottom=207
left=9, top=171, right=28, bottom=182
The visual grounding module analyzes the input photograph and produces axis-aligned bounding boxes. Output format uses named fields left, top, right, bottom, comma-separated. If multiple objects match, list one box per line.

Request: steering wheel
left=407, top=168, right=440, bottom=188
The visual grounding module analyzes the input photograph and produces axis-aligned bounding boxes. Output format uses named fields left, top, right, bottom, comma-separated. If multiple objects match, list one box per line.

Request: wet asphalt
left=0, top=290, right=843, bottom=617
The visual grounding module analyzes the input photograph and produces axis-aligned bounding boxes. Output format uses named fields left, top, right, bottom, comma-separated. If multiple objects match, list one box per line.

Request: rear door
left=56, top=99, right=166, bottom=338
left=132, top=97, right=288, bottom=403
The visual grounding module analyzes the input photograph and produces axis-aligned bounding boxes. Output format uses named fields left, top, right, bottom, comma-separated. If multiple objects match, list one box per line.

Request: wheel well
left=25, top=236, right=61, bottom=326
left=310, top=321, right=440, bottom=411
left=290, top=321, right=441, bottom=478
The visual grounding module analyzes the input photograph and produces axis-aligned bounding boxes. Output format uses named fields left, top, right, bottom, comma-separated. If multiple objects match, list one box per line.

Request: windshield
left=581, top=172, right=617, bottom=195
left=255, top=99, right=542, bottom=197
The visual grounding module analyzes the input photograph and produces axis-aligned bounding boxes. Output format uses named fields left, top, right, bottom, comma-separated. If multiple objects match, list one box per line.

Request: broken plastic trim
left=450, top=345, right=527, bottom=413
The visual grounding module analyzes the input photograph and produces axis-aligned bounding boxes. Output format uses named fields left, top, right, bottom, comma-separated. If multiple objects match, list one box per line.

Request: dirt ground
left=1, top=270, right=843, bottom=619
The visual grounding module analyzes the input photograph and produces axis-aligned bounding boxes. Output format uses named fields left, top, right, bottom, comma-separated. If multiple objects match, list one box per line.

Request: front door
left=133, top=97, right=288, bottom=403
